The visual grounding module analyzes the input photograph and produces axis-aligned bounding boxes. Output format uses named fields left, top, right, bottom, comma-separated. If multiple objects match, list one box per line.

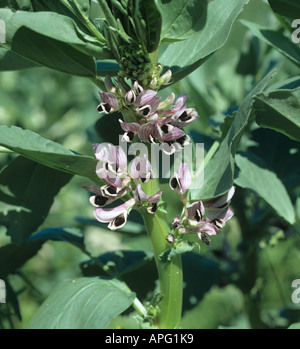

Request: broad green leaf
left=0, top=125, right=100, bottom=182
left=0, top=9, right=112, bottom=76
left=27, top=277, right=136, bottom=329
left=0, top=47, right=38, bottom=71
left=288, top=322, right=300, bottom=329
left=10, top=29, right=97, bottom=77
left=134, top=0, right=162, bottom=52
left=248, top=128, right=300, bottom=190
left=254, top=90, right=300, bottom=142
left=191, top=70, right=275, bottom=200
left=158, top=0, right=208, bottom=42
left=1, top=9, right=109, bottom=58
left=158, top=0, right=249, bottom=84
left=234, top=153, right=295, bottom=224
left=241, top=20, right=300, bottom=68
left=0, top=240, right=43, bottom=278
left=0, top=156, right=72, bottom=243
left=81, top=250, right=156, bottom=302
left=80, top=250, right=153, bottom=277
left=80, top=250, right=218, bottom=312
left=268, top=0, right=300, bottom=19
left=28, top=226, right=85, bottom=250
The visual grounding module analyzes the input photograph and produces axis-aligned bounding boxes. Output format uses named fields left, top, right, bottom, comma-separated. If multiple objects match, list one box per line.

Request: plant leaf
left=0, top=156, right=72, bottom=243
left=158, top=0, right=208, bottom=42
left=28, top=226, right=85, bottom=250
left=0, top=47, right=38, bottom=71
left=80, top=250, right=153, bottom=277
left=254, top=90, right=300, bottom=143
left=268, top=0, right=300, bottom=19
left=191, top=70, right=275, bottom=200
left=158, top=0, right=249, bottom=84
left=0, top=9, right=112, bottom=76
left=0, top=125, right=100, bottom=182
left=27, top=277, right=136, bottom=329
left=241, top=20, right=300, bottom=68
left=134, top=0, right=162, bottom=52
left=288, top=322, right=300, bottom=329
left=234, top=153, right=295, bottom=224
left=248, top=128, right=300, bottom=190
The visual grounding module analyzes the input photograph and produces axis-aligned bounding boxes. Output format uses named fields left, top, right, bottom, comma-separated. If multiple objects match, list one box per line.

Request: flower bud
left=158, top=69, right=172, bottom=86
left=125, top=90, right=136, bottom=105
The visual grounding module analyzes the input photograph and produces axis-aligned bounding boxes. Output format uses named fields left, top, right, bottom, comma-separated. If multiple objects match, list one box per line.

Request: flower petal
left=133, top=81, right=144, bottom=94
left=94, top=198, right=135, bottom=223
left=206, top=186, right=235, bottom=209
left=172, top=216, right=182, bottom=228
left=174, top=94, right=187, bottom=111
left=162, top=127, right=186, bottom=142
left=93, top=143, right=109, bottom=161
left=186, top=201, right=205, bottom=221
left=99, top=92, right=119, bottom=110
left=178, top=163, right=192, bottom=194
left=119, top=119, right=140, bottom=133
left=196, top=222, right=220, bottom=236
left=149, top=190, right=163, bottom=204
left=138, top=123, right=162, bottom=143
left=96, top=167, right=123, bottom=188
left=134, top=183, right=149, bottom=202
left=134, top=90, right=157, bottom=107
left=130, top=155, right=153, bottom=183
left=125, top=90, right=136, bottom=105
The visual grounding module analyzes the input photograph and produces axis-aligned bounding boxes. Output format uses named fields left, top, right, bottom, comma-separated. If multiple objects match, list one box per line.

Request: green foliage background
left=0, top=0, right=300, bottom=329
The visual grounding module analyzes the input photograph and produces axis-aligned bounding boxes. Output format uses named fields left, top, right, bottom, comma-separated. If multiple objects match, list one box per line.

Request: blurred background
left=0, top=0, right=300, bottom=329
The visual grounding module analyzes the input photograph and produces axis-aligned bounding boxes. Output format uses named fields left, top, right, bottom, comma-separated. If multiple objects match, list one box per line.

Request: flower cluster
left=84, top=143, right=161, bottom=230
left=86, top=75, right=235, bottom=245
left=97, top=73, right=198, bottom=155
left=169, top=163, right=235, bottom=245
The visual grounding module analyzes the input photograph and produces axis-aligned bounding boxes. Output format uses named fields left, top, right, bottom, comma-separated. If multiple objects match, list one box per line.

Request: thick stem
left=141, top=179, right=183, bottom=329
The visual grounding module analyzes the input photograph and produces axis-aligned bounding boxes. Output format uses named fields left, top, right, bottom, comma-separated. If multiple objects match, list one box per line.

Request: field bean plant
left=0, top=0, right=300, bottom=330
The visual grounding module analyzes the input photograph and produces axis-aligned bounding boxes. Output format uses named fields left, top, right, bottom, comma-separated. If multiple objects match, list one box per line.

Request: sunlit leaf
left=158, top=0, right=208, bottom=42
left=0, top=125, right=100, bottom=182
left=191, top=70, right=275, bottom=200
left=235, top=153, right=295, bottom=224
left=241, top=20, right=300, bottom=68
left=158, top=0, right=249, bottom=83
left=254, top=90, right=300, bottom=143
left=27, top=277, right=135, bottom=329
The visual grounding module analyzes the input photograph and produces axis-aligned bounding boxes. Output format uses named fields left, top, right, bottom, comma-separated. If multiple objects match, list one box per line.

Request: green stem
left=141, top=179, right=183, bottom=329
left=149, top=48, right=159, bottom=67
